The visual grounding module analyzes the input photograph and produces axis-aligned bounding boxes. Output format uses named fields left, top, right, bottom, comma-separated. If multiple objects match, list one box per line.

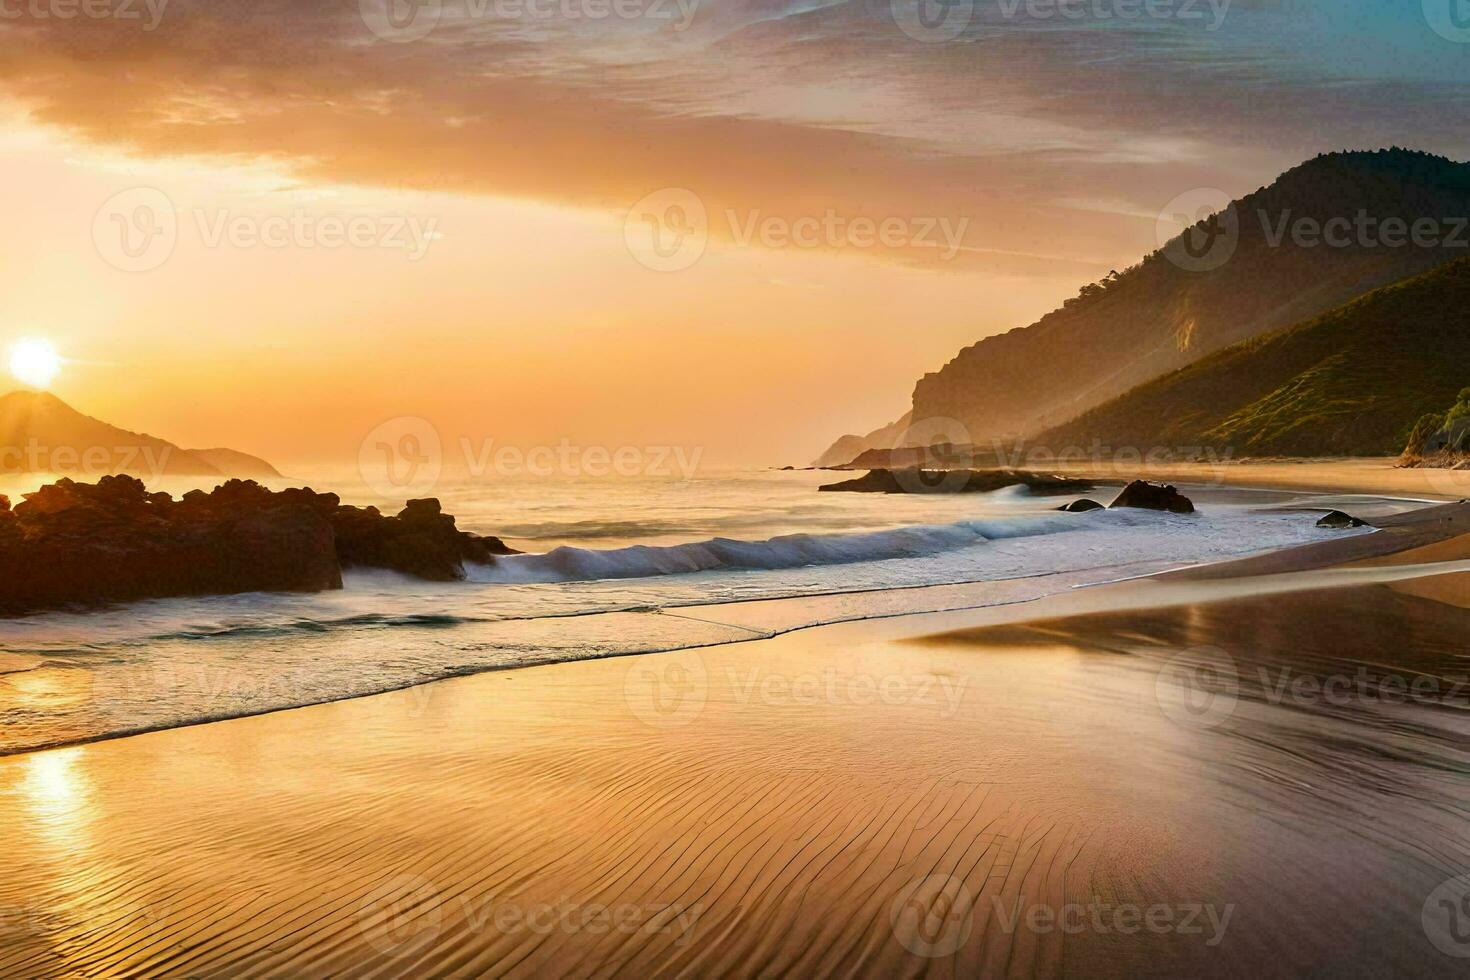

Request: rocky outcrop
left=1057, top=498, right=1104, bottom=513
left=0, top=476, right=517, bottom=615
left=0, top=475, right=340, bottom=615
left=819, top=468, right=1092, bottom=495
left=1109, top=481, right=1195, bottom=514
left=334, top=498, right=517, bottom=582
left=1316, top=510, right=1368, bottom=529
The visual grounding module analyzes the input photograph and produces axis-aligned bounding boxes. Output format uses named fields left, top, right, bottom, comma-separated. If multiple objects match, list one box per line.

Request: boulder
left=1109, top=480, right=1195, bottom=514
left=1316, top=510, right=1368, bottom=529
left=1057, top=498, right=1105, bottom=513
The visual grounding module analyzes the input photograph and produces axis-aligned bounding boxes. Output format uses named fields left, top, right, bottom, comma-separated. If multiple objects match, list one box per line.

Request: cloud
left=1, top=0, right=1467, bottom=274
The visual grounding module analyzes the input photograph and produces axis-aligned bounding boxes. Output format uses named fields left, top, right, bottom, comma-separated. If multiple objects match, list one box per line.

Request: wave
left=466, top=513, right=1085, bottom=584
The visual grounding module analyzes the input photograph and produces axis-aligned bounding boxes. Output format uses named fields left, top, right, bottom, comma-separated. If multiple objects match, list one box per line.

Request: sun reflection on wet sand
left=20, top=747, right=95, bottom=851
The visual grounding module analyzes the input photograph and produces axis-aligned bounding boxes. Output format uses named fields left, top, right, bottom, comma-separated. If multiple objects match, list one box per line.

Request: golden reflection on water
left=4, top=665, right=92, bottom=711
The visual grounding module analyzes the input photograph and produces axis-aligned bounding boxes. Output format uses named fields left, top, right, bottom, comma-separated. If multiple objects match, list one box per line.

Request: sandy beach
left=1027, top=457, right=1470, bottom=502
left=3, top=507, right=1468, bottom=978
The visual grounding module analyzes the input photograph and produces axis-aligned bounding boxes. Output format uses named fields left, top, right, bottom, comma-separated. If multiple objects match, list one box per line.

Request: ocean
left=0, top=468, right=1392, bottom=755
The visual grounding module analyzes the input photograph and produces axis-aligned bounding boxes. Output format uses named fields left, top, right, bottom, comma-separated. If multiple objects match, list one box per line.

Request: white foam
left=466, top=514, right=1082, bottom=584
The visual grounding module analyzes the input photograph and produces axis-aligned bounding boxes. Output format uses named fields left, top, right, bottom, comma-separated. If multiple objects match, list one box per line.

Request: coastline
left=2, top=502, right=1467, bottom=976
left=1, top=490, right=1419, bottom=759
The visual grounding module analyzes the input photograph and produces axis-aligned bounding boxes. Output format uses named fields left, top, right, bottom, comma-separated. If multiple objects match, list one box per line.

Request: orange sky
left=1, top=1, right=1465, bottom=465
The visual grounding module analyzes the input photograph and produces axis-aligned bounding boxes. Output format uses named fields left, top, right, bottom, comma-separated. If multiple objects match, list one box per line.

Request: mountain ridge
left=1029, top=257, right=1470, bottom=457
left=819, top=148, right=1470, bottom=462
left=0, top=390, right=281, bottom=479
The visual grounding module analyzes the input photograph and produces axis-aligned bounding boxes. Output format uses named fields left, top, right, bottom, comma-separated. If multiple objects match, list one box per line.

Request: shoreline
left=2, top=498, right=1466, bottom=976
left=3, top=499, right=1464, bottom=761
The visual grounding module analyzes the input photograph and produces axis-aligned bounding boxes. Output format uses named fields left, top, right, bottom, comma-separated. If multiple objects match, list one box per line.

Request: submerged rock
left=0, top=476, right=517, bottom=615
left=1316, top=510, right=1368, bottom=529
left=819, top=468, right=1092, bottom=495
left=1057, top=498, right=1105, bottom=513
left=1109, top=480, right=1195, bottom=514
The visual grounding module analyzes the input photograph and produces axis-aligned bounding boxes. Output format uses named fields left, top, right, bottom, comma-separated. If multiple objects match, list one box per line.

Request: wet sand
left=2, top=520, right=1469, bottom=977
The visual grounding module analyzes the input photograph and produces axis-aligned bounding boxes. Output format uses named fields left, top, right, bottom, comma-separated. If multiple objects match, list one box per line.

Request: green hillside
left=1033, top=258, right=1470, bottom=457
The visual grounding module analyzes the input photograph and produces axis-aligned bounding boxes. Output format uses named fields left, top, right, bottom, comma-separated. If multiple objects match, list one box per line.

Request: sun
left=8, top=338, right=62, bottom=389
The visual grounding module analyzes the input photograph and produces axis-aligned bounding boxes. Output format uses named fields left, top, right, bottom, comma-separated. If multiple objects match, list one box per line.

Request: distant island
left=0, top=390, right=280, bottom=479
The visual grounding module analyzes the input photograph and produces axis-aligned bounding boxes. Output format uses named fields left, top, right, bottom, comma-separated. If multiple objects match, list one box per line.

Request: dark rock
left=1316, top=510, right=1368, bottom=529
left=1057, top=498, right=1105, bottom=513
left=0, top=477, right=520, bottom=615
left=0, top=476, right=341, bottom=615
left=334, top=497, right=519, bottom=581
left=1109, top=480, right=1195, bottom=514
left=820, top=468, right=1092, bottom=495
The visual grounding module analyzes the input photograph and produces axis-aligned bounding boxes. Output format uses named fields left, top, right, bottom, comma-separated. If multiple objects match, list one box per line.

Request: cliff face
left=1032, top=258, right=1470, bottom=458
left=906, top=150, right=1470, bottom=445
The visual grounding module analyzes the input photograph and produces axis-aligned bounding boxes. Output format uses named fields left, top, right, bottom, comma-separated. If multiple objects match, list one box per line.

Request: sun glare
left=8, top=338, right=62, bottom=389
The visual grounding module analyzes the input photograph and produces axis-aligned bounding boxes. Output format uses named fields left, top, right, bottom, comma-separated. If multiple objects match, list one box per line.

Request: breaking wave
left=467, top=514, right=1083, bottom=583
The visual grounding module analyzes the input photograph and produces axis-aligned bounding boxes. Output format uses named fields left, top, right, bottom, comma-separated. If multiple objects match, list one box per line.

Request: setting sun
left=8, top=338, right=62, bottom=389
